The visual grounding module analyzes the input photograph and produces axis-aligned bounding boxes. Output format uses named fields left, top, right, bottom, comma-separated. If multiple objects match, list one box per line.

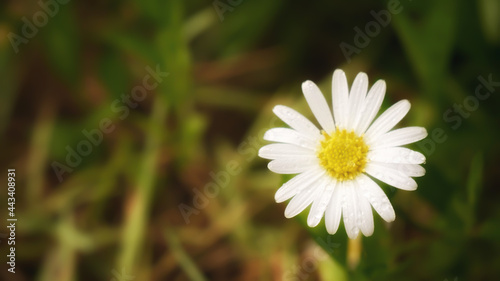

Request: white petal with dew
left=342, top=180, right=360, bottom=239
left=275, top=168, right=325, bottom=203
left=347, top=72, right=368, bottom=130
left=263, top=128, right=318, bottom=150
left=273, top=105, right=321, bottom=137
left=354, top=80, right=386, bottom=135
left=365, top=162, right=418, bottom=190
left=365, top=99, right=411, bottom=144
left=356, top=174, right=395, bottom=222
left=370, top=162, right=425, bottom=177
left=332, top=69, right=349, bottom=129
left=325, top=181, right=342, bottom=234
left=302, top=81, right=336, bottom=133
left=268, top=156, right=318, bottom=174
left=354, top=181, right=374, bottom=236
left=259, top=143, right=314, bottom=160
left=369, top=126, right=427, bottom=150
left=367, top=147, right=426, bottom=164
left=307, top=178, right=336, bottom=227
left=285, top=178, right=323, bottom=218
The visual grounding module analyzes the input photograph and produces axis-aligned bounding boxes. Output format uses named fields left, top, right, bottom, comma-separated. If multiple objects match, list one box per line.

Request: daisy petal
left=355, top=184, right=374, bottom=236
left=332, top=69, right=349, bottom=129
left=354, top=80, right=386, bottom=135
left=342, top=181, right=360, bottom=239
left=302, top=81, right=336, bottom=133
left=370, top=162, right=425, bottom=177
left=325, top=181, right=342, bottom=234
left=365, top=100, right=411, bottom=144
left=268, top=156, right=318, bottom=174
left=347, top=72, right=368, bottom=129
left=259, top=143, right=314, bottom=160
left=275, top=168, right=324, bottom=203
left=357, top=174, right=395, bottom=222
left=368, top=147, right=426, bottom=164
left=307, top=178, right=335, bottom=227
left=285, top=180, right=322, bottom=218
left=263, top=128, right=318, bottom=150
left=273, top=105, right=321, bottom=137
left=370, top=126, right=427, bottom=149
left=365, top=162, right=418, bottom=190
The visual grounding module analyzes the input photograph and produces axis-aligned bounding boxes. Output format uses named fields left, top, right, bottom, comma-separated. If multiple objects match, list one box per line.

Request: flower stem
left=347, top=234, right=362, bottom=270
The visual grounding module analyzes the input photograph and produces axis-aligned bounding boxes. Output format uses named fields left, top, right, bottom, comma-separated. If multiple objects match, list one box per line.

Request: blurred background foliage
left=0, top=0, right=499, bottom=280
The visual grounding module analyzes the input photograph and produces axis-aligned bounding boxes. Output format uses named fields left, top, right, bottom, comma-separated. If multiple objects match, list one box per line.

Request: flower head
left=259, top=70, right=427, bottom=239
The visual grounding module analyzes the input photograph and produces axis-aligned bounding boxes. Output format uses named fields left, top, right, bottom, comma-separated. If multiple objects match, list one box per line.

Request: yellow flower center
left=317, top=129, right=369, bottom=181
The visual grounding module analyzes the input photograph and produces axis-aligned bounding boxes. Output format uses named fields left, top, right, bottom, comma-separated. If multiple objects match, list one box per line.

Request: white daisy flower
left=259, top=69, right=427, bottom=239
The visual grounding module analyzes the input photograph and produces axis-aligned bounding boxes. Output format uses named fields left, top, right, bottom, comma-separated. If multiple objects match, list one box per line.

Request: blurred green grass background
left=1, top=0, right=500, bottom=280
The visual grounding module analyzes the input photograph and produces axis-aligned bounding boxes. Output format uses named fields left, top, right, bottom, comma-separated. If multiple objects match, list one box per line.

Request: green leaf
left=216, top=0, right=282, bottom=55
left=479, top=0, right=500, bottom=44
left=465, top=152, right=483, bottom=229
left=98, top=51, right=132, bottom=101
left=102, top=31, right=162, bottom=65
left=42, top=6, right=80, bottom=87
left=392, top=0, right=457, bottom=101
left=155, top=0, right=191, bottom=106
